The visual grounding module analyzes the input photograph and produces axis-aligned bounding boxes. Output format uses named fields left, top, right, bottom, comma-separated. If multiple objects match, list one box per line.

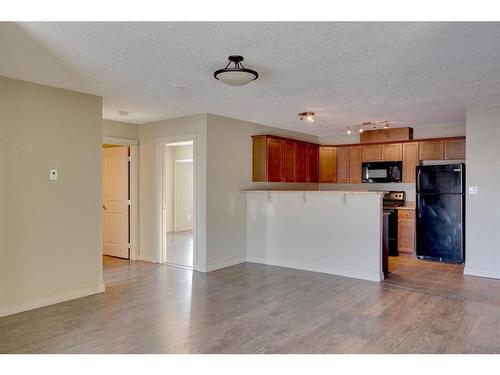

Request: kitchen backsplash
left=319, top=183, right=416, bottom=203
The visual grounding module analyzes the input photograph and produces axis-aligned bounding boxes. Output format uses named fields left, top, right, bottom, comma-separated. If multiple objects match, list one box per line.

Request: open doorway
left=162, top=140, right=195, bottom=269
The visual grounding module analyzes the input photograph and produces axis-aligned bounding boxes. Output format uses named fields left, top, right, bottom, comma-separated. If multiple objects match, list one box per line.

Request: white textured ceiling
left=2, top=22, right=500, bottom=136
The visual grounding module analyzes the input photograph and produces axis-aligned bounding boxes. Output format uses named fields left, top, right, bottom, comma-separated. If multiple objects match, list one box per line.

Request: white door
left=103, top=146, right=129, bottom=258
left=175, top=161, right=193, bottom=231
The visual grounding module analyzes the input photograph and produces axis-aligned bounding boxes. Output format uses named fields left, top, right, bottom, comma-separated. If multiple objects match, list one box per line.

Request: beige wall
left=464, top=105, right=500, bottom=279
left=0, top=76, right=104, bottom=316
left=137, top=113, right=318, bottom=272
left=102, top=119, right=139, bottom=140
left=205, top=113, right=318, bottom=271
left=138, top=114, right=207, bottom=268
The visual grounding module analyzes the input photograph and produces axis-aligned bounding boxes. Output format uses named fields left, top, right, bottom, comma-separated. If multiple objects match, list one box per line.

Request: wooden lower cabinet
left=319, top=146, right=337, bottom=183
left=397, top=209, right=415, bottom=254
left=402, top=142, right=419, bottom=183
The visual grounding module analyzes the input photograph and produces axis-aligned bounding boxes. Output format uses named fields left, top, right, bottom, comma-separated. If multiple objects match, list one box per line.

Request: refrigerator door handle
left=416, top=169, right=421, bottom=192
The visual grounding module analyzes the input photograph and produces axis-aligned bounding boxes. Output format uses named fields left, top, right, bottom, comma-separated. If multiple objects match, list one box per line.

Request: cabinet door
left=252, top=137, right=268, bottom=182
left=267, top=138, right=283, bottom=182
left=282, top=140, right=296, bottom=182
left=319, top=146, right=337, bottom=183
left=444, top=139, right=465, bottom=160
left=296, top=142, right=307, bottom=182
left=398, top=217, right=415, bottom=253
left=349, top=146, right=362, bottom=183
left=306, top=144, right=319, bottom=182
left=382, top=143, right=402, bottom=161
left=362, top=144, right=382, bottom=161
left=336, top=146, right=350, bottom=183
left=419, top=140, right=444, bottom=160
left=402, top=142, right=419, bottom=183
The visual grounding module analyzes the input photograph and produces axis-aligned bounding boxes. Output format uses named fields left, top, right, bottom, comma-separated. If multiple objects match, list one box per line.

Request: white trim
left=464, top=267, right=500, bottom=280
left=129, top=144, right=139, bottom=260
left=102, top=136, right=139, bottom=145
left=156, top=134, right=199, bottom=271
left=0, top=284, right=105, bottom=318
left=247, top=257, right=384, bottom=282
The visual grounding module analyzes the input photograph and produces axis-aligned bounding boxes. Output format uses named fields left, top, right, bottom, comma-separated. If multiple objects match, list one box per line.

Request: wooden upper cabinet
left=382, top=143, right=402, bottom=161
left=306, top=144, right=319, bottom=182
left=402, top=142, right=419, bottom=183
left=444, top=138, right=465, bottom=160
left=267, top=137, right=283, bottom=182
left=336, top=146, right=350, bottom=183
left=362, top=144, right=382, bottom=161
left=418, top=137, right=465, bottom=160
left=252, top=135, right=319, bottom=183
left=296, top=142, right=307, bottom=182
left=419, top=139, right=444, bottom=160
left=319, top=146, right=337, bottom=183
left=349, top=146, right=362, bottom=183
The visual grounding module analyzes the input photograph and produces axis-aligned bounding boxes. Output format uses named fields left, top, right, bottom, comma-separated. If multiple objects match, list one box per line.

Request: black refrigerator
left=416, top=164, right=465, bottom=263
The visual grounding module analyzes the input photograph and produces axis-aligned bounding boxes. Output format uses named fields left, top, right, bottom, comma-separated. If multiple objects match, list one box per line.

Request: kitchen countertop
left=241, top=189, right=386, bottom=195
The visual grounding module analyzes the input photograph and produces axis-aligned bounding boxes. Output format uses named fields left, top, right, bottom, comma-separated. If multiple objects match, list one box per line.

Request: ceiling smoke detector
left=214, top=55, right=258, bottom=86
left=298, top=112, right=315, bottom=122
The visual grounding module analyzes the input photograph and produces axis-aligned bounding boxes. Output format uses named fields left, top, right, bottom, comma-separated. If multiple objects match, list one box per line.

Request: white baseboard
left=0, top=283, right=105, bottom=318
left=138, top=255, right=161, bottom=263
left=205, top=258, right=246, bottom=273
left=464, top=267, right=500, bottom=280
left=247, top=257, right=383, bottom=282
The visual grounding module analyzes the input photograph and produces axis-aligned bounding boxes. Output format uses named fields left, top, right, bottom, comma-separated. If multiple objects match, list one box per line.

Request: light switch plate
left=49, top=169, right=58, bottom=181
left=468, top=185, right=478, bottom=195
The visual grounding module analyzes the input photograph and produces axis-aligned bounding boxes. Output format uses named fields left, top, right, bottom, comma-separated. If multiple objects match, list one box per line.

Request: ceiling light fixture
left=345, top=120, right=391, bottom=134
left=214, top=55, right=258, bottom=86
left=299, top=112, right=315, bottom=122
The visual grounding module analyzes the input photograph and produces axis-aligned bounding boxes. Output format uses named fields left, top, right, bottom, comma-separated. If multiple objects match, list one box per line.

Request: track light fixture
left=298, top=112, right=315, bottom=122
left=345, top=120, right=391, bottom=135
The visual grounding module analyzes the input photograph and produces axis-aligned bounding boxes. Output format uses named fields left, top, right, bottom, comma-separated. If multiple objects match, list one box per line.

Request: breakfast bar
left=244, top=190, right=385, bottom=282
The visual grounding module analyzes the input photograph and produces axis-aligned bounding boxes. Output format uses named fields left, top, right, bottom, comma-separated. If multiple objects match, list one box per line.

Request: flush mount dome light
left=214, top=55, right=258, bottom=86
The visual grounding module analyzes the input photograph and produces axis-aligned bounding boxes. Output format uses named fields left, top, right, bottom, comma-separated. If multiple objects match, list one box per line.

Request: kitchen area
left=249, top=127, right=466, bottom=283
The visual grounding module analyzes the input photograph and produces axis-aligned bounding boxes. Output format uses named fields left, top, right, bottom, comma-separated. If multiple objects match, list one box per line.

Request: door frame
left=102, top=136, right=139, bottom=260
left=156, top=135, right=198, bottom=270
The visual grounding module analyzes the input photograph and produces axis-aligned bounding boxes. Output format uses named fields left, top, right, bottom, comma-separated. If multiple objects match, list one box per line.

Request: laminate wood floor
left=166, top=230, right=193, bottom=268
left=2, top=256, right=500, bottom=353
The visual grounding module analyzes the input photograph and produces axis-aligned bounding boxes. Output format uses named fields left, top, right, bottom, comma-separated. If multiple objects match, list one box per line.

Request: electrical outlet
left=49, top=169, right=58, bottom=181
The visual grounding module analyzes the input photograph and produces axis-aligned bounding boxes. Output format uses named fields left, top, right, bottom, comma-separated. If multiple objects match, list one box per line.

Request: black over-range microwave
left=362, top=161, right=402, bottom=183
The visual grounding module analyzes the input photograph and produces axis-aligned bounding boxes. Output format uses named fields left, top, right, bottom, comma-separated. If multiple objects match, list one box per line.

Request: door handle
left=103, top=205, right=107, bottom=210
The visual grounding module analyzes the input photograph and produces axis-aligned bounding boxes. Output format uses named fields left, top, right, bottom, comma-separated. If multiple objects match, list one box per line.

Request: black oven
left=362, top=161, right=402, bottom=183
